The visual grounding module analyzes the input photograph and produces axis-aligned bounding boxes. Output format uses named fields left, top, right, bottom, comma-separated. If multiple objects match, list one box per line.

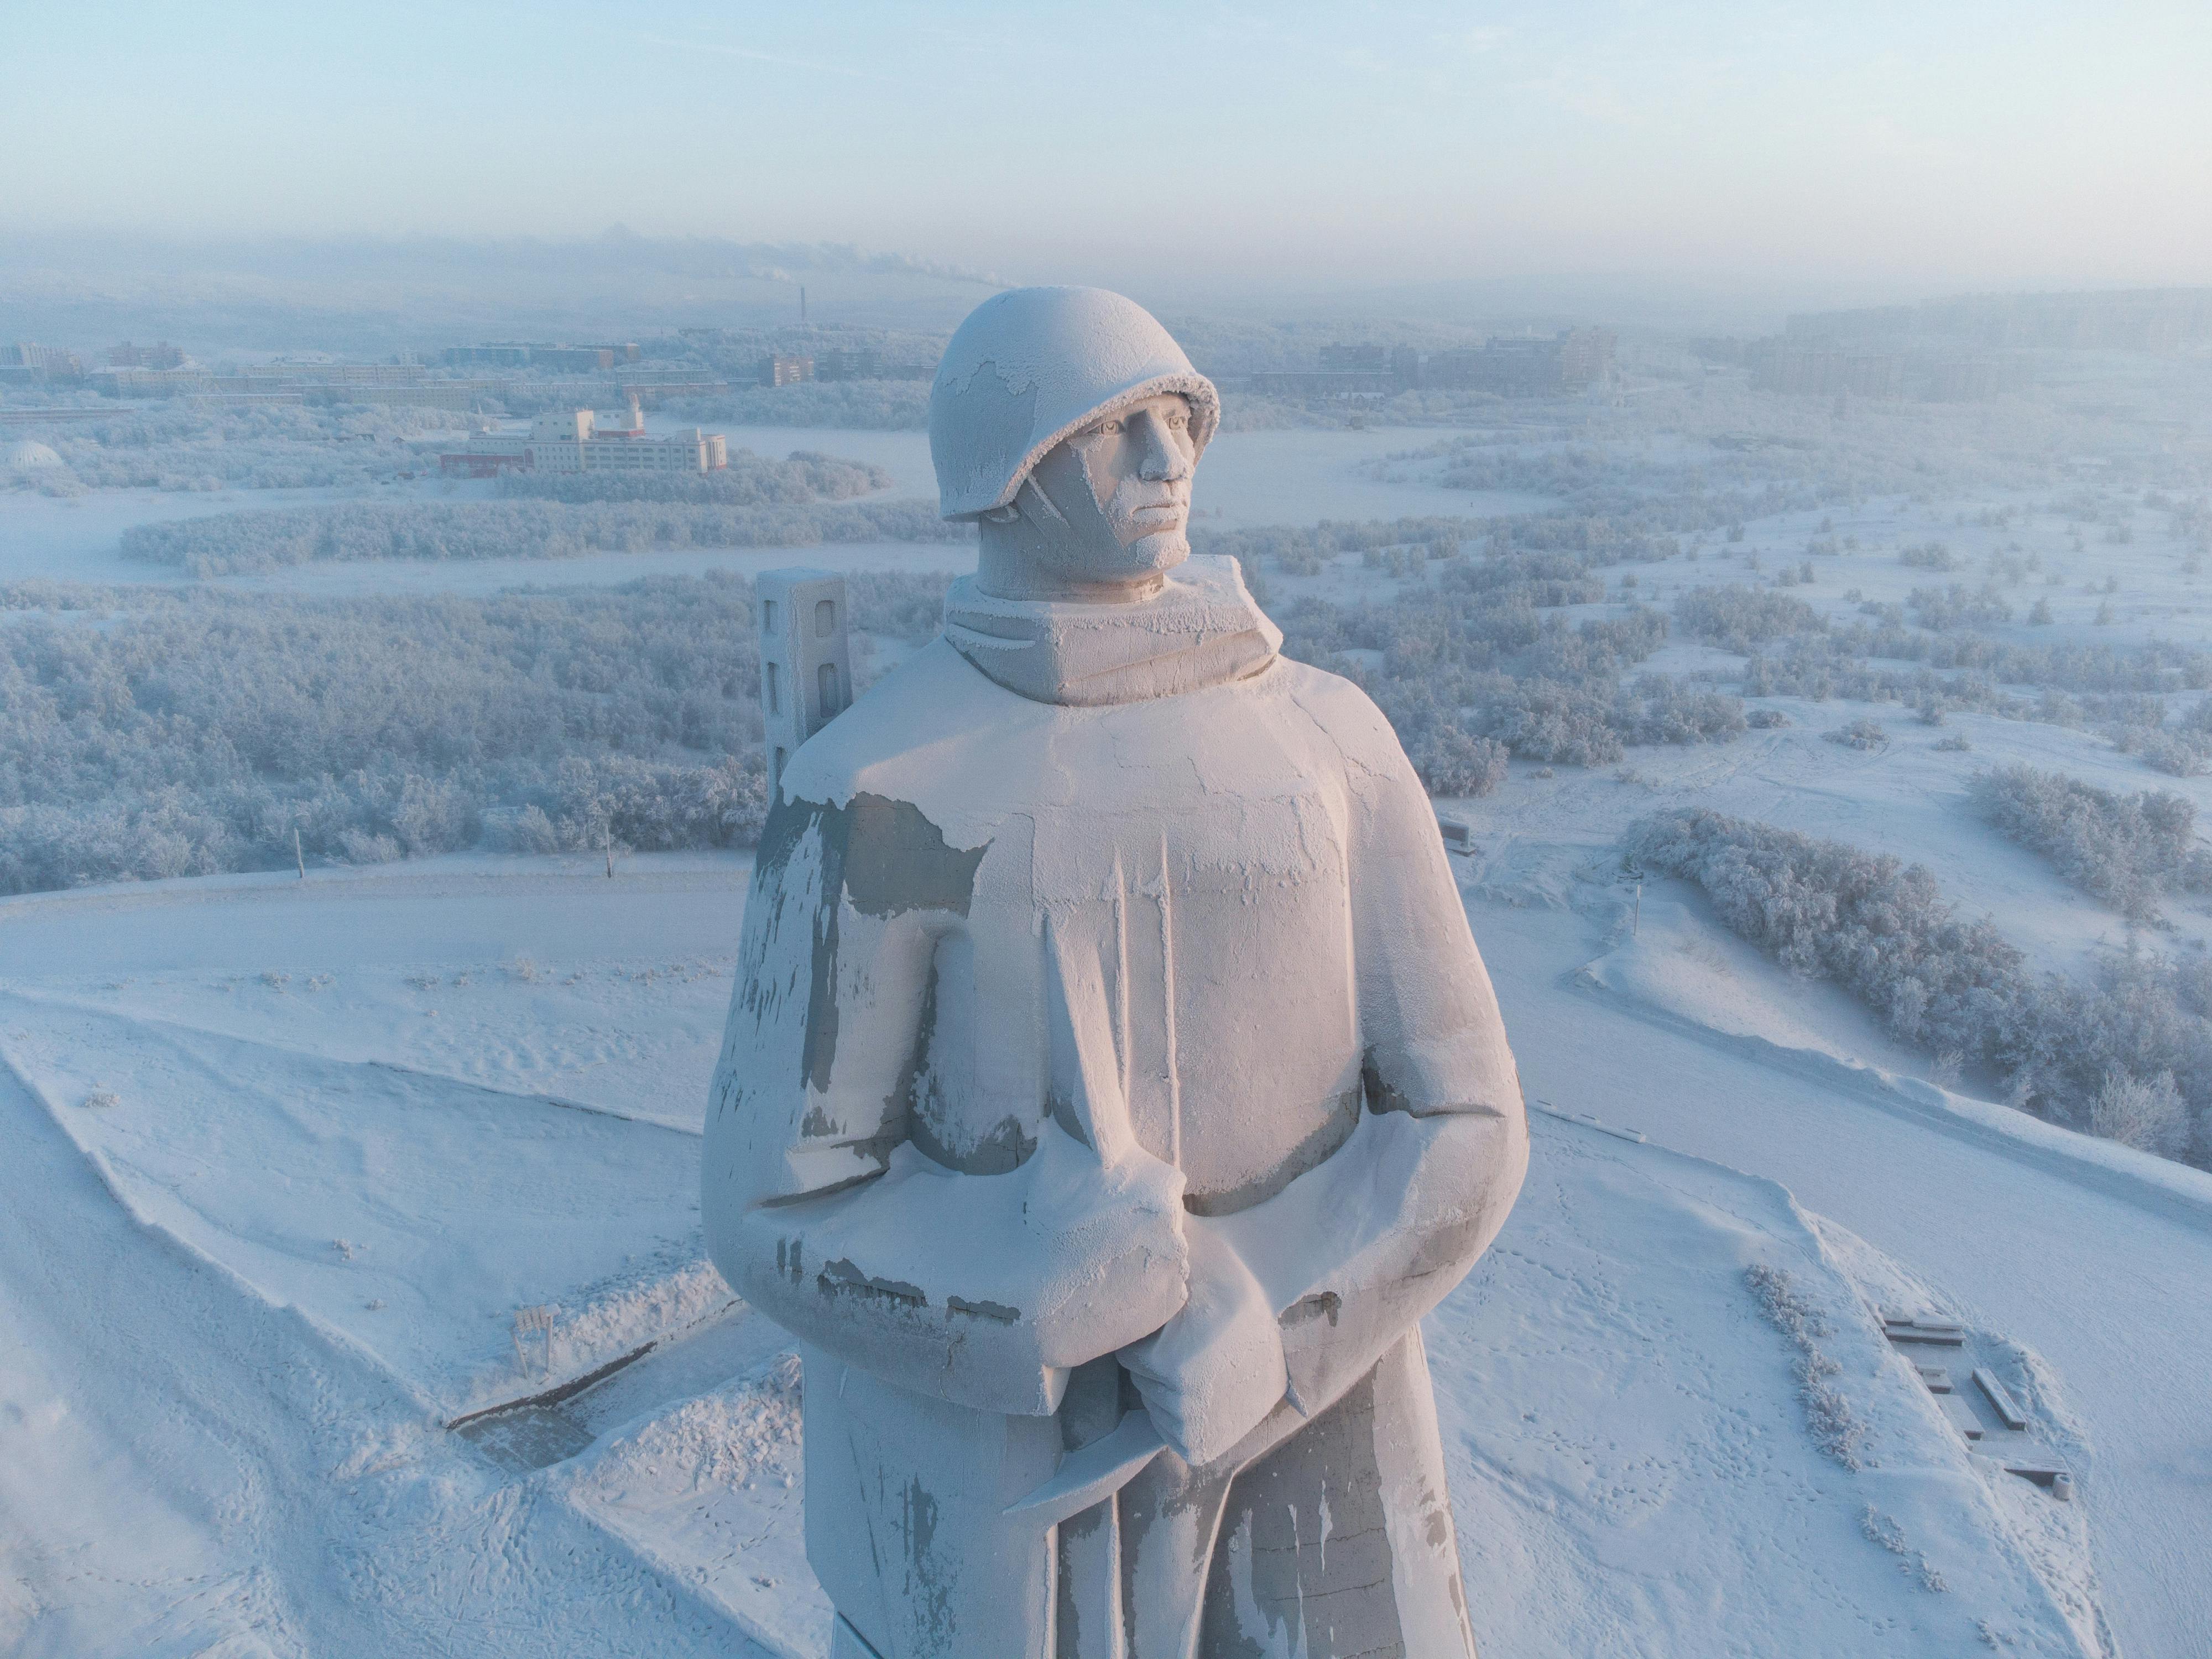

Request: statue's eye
left=1167, top=413, right=1186, bottom=429
left=1099, top=419, right=1122, bottom=434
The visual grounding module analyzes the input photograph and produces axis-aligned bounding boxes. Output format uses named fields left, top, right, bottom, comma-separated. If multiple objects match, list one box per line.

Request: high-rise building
left=107, top=341, right=185, bottom=369
left=1752, top=348, right=1905, bottom=398
left=0, top=343, right=85, bottom=384
left=440, top=342, right=629, bottom=370
left=1412, top=329, right=1615, bottom=397
left=238, top=362, right=425, bottom=387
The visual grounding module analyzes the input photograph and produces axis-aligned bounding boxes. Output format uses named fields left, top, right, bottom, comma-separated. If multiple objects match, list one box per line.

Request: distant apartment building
left=1918, top=290, right=2212, bottom=353
left=620, top=379, right=733, bottom=408
left=761, top=353, right=815, bottom=387
left=1319, top=343, right=1390, bottom=374
left=107, top=341, right=185, bottom=369
left=1922, top=357, right=2032, bottom=401
left=438, top=404, right=728, bottom=477
left=341, top=381, right=509, bottom=412
left=90, top=366, right=215, bottom=397
left=1751, top=344, right=1905, bottom=398
left=755, top=568, right=852, bottom=796
left=237, top=362, right=425, bottom=388
left=1554, top=327, right=1616, bottom=386
left=533, top=346, right=616, bottom=373
left=441, top=341, right=638, bottom=371
left=444, top=343, right=535, bottom=369
left=1783, top=306, right=1915, bottom=343
left=1420, top=328, right=1616, bottom=397
left=1, top=343, right=86, bottom=385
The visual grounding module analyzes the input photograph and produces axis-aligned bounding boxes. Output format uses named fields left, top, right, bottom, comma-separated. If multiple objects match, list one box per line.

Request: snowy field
left=2, top=855, right=2174, bottom=1658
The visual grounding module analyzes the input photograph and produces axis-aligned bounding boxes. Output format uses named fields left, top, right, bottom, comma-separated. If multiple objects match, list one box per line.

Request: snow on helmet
left=928, top=286, right=1219, bottom=521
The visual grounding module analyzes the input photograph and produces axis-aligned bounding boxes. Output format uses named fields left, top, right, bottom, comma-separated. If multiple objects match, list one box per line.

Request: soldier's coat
left=704, top=557, right=1527, bottom=1657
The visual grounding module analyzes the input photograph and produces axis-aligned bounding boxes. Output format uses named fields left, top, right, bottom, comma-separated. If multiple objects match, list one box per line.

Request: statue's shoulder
left=781, top=635, right=1022, bottom=799
left=1264, top=655, right=1403, bottom=754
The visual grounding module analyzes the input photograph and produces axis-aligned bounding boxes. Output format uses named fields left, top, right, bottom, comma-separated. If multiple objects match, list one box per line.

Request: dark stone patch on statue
left=1284, top=1290, right=1342, bottom=1329
left=752, top=791, right=852, bottom=1094
left=946, top=1295, right=1019, bottom=1325
left=748, top=791, right=979, bottom=1097
left=901, top=1477, right=954, bottom=1648
left=1185, top=1085, right=1363, bottom=1216
left=914, top=1087, right=1037, bottom=1177
left=842, top=792, right=988, bottom=919
left=1361, top=1048, right=1414, bottom=1117
left=1056, top=1501, right=1103, bottom=1659
left=1056, top=1357, right=1127, bottom=1659
left=1202, top=1365, right=1407, bottom=1658
left=819, top=1258, right=927, bottom=1308
left=1425, top=1495, right=1453, bottom=1551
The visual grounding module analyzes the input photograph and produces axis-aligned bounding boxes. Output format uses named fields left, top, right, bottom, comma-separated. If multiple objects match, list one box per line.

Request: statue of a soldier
left=704, top=286, right=1527, bottom=1658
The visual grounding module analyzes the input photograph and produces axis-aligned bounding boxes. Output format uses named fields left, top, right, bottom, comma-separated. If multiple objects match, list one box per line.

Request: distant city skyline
left=10, top=1, right=2210, bottom=295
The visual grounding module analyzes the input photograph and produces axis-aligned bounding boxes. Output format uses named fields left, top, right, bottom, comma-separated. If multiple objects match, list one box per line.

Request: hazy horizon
left=11, top=1, right=2210, bottom=302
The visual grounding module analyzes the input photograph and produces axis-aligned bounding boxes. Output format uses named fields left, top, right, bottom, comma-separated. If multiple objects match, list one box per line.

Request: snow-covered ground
left=7, top=854, right=2197, bottom=1656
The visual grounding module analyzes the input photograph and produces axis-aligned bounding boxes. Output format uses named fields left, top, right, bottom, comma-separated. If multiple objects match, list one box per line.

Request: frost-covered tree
left=1973, top=763, right=2212, bottom=921
left=2089, top=1071, right=2190, bottom=1159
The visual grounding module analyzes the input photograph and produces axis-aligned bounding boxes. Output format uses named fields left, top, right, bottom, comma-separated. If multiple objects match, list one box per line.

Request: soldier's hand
left=1116, top=1218, right=1286, bottom=1467
left=1024, top=1129, right=1191, bottom=1364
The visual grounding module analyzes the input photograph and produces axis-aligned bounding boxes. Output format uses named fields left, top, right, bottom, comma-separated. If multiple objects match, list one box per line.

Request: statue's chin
left=1030, top=531, right=1188, bottom=595
left=1103, top=529, right=1190, bottom=578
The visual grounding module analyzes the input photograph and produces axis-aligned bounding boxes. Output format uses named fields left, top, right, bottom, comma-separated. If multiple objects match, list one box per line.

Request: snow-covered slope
left=0, top=859, right=2135, bottom=1657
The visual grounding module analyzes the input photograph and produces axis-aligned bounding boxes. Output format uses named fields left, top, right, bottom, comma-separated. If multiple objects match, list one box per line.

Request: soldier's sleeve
left=701, top=790, right=1185, bottom=1418
left=1220, top=681, right=1530, bottom=1417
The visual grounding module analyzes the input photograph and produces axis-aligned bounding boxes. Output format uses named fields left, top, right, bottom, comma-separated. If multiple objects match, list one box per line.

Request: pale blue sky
left=11, top=2, right=2209, bottom=291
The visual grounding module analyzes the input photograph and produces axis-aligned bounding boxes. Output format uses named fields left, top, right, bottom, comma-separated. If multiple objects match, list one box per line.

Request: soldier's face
left=1025, top=394, right=1197, bottom=586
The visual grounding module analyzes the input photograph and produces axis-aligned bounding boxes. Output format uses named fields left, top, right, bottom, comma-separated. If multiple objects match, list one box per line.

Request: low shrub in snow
left=1825, top=717, right=1890, bottom=751
left=1972, top=763, right=2212, bottom=921
left=1673, top=586, right=1824, bottom=653
left=1628, top=807, right=2211, bottom=1167
left=1744, top=1264, right=1865, bottom=1470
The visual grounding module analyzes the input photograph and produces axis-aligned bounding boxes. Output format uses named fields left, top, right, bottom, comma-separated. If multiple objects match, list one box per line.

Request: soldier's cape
left=703, top=555, right=1528, bottom=1658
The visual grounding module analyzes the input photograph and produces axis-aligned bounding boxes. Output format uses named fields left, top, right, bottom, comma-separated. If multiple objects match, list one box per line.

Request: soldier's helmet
left=928, top=286, right=1220, bottom=521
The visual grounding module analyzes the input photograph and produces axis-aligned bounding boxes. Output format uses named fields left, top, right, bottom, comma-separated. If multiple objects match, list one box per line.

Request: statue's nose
left=1134, top=410, right=1190, bottom=484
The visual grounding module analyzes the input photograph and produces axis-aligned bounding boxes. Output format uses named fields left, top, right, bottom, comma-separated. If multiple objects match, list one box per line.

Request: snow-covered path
left=1467, top=898, right=2212, bottom=1659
